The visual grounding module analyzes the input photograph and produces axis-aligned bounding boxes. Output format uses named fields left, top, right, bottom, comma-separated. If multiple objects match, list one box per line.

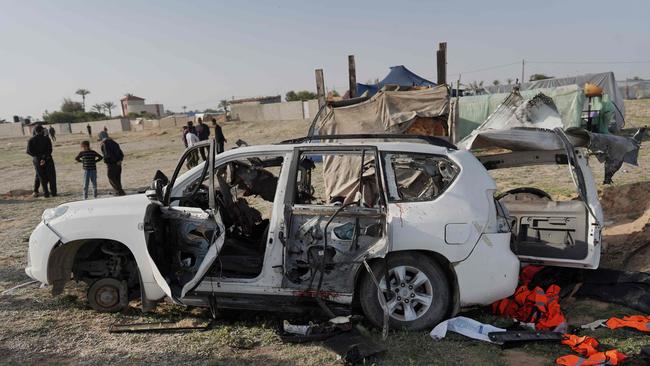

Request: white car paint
left=25, top=140, right=601, bottom=310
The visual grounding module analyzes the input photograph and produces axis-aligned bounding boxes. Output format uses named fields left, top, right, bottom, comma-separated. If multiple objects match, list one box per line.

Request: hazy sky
left=1, top=0, right=649, bottom=121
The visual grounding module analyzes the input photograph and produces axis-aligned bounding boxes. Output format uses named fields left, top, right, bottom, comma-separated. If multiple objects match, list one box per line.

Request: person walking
left=26, top=125, right=57, bottom=197
left=195, top=117, right=210, bottom=160
left=75, top=141, right=103, bottom=199
left=48, top=126, right=56, bottom=141
left=101, top=136, right=126, bottom=196
left=212, top=118, right=227, bottom=154
left=86, top=124, right=92, bottom=137
left=183, top=126, right=200, bottom=169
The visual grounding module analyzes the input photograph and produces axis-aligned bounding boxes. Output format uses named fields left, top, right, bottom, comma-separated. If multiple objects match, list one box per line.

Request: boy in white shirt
left=183, top=126, right=200, bottom=169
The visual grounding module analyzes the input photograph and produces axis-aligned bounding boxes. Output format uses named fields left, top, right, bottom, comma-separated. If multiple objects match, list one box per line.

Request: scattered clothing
left=430, top=316, right=505, bottom=344
left=561, top=334, right=600, bottom=357
left=556, top=350, right=627, bottom=366
left=491, top=284, right=567, bottom=331
left=605, top=315, right=650, bottom=333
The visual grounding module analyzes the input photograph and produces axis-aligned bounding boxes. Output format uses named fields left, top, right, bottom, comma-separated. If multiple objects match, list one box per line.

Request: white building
left=120, top=95, right=164, bottom=117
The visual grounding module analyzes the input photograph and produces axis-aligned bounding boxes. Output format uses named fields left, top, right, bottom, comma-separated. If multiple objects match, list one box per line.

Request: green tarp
left=458, top=85, right=586, bottom=139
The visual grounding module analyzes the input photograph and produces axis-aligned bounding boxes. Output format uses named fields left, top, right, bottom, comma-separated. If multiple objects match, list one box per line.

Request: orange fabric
left=555, top=350, right=627, bottom=365
left=519, top=265, right=544, bottom=285
left=491, top=284, right=566, bottom=330
left=605, top=315, right=650, bottom=332
left=561, top=334, right=600, bottom=357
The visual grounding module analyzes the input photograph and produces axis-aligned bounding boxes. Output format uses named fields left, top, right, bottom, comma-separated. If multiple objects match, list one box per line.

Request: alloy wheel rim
left=377, top=265, right=433, bottom=322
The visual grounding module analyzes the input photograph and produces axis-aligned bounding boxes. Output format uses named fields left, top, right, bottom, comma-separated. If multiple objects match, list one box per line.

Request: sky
left=1, top=0, right=649, bottom=121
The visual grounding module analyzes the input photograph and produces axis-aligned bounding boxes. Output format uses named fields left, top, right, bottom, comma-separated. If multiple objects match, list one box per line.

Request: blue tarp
left=356, top=65, right=435, bottom=97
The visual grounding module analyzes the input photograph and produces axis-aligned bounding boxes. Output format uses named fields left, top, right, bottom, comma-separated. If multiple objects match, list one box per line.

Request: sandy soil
left=1, top=103, right=650, bottom=365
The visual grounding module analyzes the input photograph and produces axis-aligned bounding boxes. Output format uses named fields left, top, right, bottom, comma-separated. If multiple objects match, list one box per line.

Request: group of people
left=27, top=125, right=126, bottom=200
left=181, top=117, right=227, bottom=169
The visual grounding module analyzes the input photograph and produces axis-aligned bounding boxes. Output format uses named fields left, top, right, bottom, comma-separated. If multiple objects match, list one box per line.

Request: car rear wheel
left=359, top=253, right=449, bottom=331
left=87, top=278, right=128, bottom=312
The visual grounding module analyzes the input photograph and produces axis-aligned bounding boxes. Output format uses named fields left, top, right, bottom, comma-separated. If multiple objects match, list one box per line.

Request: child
left=183, top=126, right=200, bottom=169
left=75, top=140, right=103, bottom=199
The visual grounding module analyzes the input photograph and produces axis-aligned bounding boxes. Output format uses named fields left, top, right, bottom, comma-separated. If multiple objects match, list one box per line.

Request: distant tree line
left=285, top=90, right=317, bottom=102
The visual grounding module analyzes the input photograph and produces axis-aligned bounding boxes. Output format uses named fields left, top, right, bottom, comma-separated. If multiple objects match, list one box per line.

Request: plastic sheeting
left=483, top=72, right=624, bottom=128
left=457, top=85, right=585, bottom=140
left=356, top=65, right=435, bottom=97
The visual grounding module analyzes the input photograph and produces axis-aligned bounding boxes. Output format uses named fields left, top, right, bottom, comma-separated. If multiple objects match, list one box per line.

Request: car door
left=143, top=140, right=226, bottom=302
left=483, top=147, right=604, bottom=269
left=280, top=145, right=388, bottom=295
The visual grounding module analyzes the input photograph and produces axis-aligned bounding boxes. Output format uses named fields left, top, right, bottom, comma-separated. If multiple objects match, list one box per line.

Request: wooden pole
left=436, top=42, right=447, bottom=85
left=315, top=69, right=326, bottom=110
left=348, top=55, right=357, bottom=98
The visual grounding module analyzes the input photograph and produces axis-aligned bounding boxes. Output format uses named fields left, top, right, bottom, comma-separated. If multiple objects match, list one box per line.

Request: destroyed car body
left=25, top=135, right=604, bottom=331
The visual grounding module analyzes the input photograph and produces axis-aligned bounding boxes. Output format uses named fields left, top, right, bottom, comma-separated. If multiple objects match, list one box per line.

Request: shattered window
left=383, top=152, right=459, bottom=202
left=295, top=151, right=380, bottom=207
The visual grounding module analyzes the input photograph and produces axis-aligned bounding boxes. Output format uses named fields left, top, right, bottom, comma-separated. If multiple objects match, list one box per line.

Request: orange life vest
left=561, top=334, right=599, bottom=357
left=491, top=284, right=566, bottom=330
left=555, top=350, right=627, bottom=366
left=605, top=315, right=650, bottom=333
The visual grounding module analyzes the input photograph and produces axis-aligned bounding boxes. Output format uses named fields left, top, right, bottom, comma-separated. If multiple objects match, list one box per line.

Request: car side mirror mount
left=146, top=179, right=165, bottom=203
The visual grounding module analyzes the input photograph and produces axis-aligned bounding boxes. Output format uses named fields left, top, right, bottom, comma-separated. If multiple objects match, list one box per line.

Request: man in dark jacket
left=26, top=125, right=57, bottom=197
left=212, top=118, right=227, bottom=154
left=195, top=117, right=210, bottom=160
left=101, top=137, right=126, bottom=196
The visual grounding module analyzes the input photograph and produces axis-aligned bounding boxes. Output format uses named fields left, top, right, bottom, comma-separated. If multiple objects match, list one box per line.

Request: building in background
left=120, top=95, right=164, bottom=117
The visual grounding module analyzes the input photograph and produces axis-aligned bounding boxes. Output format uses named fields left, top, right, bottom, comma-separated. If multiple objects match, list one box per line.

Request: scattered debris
left=108, top=318, right=211, bottom=333
left=324, top=328, right=386, bottom=365
left=430, top=316, right=505, bottom=344
left=488, top=330, right=562, bottom=348
left=1, top=280, right=39, bottom=296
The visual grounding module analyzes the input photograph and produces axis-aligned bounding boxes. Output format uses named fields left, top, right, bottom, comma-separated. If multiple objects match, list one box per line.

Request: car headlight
left=42, top=205, right=68, bottom=222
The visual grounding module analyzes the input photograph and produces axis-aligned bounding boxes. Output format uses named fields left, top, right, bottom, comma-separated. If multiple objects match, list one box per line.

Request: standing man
left=48, top=126, right=56, bottom=141
left=26, top=125, right=57, bottom=197
left=98, top=126, right=109, bottom=141
left=86, top=123, right=92, bottom=137
left=195, top=117, right=210, bottom=160
left=101, top=136, right=126, bottom=196
left=183, top=126, right=200, bottom=169
left=212, top=118, right=227, bottom=154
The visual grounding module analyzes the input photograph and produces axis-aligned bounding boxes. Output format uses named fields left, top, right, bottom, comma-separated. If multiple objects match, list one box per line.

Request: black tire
left=87, top=278, right=128, bottom=313
left=359, top=252, right=449, bottom=331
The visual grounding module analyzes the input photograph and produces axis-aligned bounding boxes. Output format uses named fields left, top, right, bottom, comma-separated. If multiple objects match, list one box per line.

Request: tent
left=356, top=65, right=435, bottom=97
left=313, top=86, right=450, bottom=203
left=457, top=85, right=586, bottom=140
left=483, top=72, right=624, bottom=128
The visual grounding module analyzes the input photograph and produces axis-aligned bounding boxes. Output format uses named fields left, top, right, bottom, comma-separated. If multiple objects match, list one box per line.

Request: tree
left=61, top=98, right=84, bottom=113
left=182, top=106, right=187, bottom=114
left=218, top=99, right=229, bottom=113
left=103, top=101, right=116, bottom=117
left=331, top=90, right=340, bottom=97
left=285, top=90, right=317, bottom=101
left=467, top=81, right=485, bottom=94
left=492, top=80, right=500, bottom=86
left=506, top=78, right=513, bottom=85
left=75, top=89, right=90, bottom=110
left=45, top=111, right=77, bottom=124
left=529, top=74, right=553, bottom=81
left=631, top=76, right=642, bottom=81
left=91, top=104, right=104, bottom=114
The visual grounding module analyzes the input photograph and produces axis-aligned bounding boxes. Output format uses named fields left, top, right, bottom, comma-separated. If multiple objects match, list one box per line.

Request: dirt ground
left=1, top=103, right=650, bottom=365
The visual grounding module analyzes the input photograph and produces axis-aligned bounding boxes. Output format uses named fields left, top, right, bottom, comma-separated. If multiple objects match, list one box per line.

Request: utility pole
left=315, top=69, right=326, bottom=110
left=437, top=42, right=447, bottom=85
left=521, top=59, right=525, bottom=84
left=348, top=55, right=357, bottom=98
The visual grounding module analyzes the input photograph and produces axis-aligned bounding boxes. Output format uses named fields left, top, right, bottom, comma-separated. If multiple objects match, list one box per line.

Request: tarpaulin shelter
left=311, top=86, right=450, bottom=203
left=356, top=65, right=436, bottom=97
left=483, top=72, right=625, bottom=128
left=457, top=85, right=586, bottom=140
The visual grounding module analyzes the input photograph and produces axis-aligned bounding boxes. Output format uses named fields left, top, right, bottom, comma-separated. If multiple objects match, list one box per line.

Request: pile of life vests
left=491, top=265, right=567, bottom=331
left=557, top=334, right=627, bottom=365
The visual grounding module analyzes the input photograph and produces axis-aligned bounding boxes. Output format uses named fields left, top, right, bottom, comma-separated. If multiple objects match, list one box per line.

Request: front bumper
left=25, top=221, right=61, bottom=284
left=453, top=233, right=520, bottom=306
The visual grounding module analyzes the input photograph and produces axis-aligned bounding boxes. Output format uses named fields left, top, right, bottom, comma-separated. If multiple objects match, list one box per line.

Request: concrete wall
left=69, top=118, right=131, bottom=135
left=0, top=123, right=25, bottom=138
left=231, top=100, right=317, bottom=122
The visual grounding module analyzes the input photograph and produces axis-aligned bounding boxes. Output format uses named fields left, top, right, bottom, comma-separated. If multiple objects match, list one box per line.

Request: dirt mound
left=1, top=189, right=34, bottom=199
left=600, top=181, right=650, bottom=272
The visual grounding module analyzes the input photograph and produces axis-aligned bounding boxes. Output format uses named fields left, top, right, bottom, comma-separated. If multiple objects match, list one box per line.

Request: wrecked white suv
left=25, top=134, right=603, bottom=331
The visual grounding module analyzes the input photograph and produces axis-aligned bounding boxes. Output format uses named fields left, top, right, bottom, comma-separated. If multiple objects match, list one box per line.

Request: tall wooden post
left=348, top=55, right=357, bottom=98
left=436, top=42, right=447, bottom=85
left=315, top=69, right=326, bottom=110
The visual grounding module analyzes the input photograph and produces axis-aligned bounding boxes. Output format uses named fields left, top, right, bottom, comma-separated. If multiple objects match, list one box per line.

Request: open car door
left=482, top=145, right=604, bottom=269
left=144, top=140, right=226, bottom=302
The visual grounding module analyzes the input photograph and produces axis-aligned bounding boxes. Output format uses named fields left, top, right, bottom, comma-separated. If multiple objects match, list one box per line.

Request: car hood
left=47, top=194, right=151, bottom=229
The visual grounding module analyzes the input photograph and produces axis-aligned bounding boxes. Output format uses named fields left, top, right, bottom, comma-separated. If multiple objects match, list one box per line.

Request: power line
left=449, top=61, right=520, bottom=76
left=528, top=60, right=650, bottom=65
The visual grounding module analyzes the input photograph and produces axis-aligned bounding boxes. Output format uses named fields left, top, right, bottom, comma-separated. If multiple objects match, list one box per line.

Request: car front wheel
left=359, top=253, right=449, bottom=331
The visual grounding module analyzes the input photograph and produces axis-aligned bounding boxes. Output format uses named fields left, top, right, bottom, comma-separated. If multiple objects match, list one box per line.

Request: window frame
left=380, top=151, right=460, bottom=204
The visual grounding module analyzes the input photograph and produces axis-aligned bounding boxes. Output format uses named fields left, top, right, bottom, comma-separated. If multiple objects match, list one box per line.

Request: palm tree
left=75, top=89, right=90, bottom=110
left=103, top=101, right=116, bottom=117
left=492, top=80, right=500, bottom=86
left=182, top=106, right=187, bottom=114
left=92, top=104, right=104, bottom=114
